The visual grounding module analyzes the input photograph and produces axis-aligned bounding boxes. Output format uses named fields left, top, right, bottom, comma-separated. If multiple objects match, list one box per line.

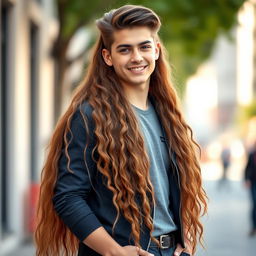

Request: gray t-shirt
left=133, top=102, right=177, bottom=236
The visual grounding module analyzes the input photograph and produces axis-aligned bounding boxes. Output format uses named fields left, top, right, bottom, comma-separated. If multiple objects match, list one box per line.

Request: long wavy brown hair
left=35, top=5, right=207, bottom=256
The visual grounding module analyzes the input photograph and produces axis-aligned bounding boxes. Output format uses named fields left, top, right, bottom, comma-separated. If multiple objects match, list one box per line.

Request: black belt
left=154, top=233, right=176, bottom=249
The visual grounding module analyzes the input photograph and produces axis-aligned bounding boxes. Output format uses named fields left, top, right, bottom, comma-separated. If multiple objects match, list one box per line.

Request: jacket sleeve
left=52, top=105, right=102, bottom=242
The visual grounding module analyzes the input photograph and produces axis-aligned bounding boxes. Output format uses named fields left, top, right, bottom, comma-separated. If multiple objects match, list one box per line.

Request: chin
left=131, top=77, right=148, bottom=84
left=132, top=81, right=147, bottom=86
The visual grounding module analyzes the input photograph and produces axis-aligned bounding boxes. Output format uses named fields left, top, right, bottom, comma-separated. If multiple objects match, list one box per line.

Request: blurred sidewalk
left=197, top=180, right=256, bottom=256
left=3, top=240, right=35, bottom=256
left=3, top=161, right=256, bottom=256
left=197, top=159, right=256, bottom=256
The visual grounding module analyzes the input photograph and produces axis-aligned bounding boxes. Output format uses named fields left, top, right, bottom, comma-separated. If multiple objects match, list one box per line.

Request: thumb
left=174, top=243, right=183, bottom=256
left=136, top=247, right=154, bottom=256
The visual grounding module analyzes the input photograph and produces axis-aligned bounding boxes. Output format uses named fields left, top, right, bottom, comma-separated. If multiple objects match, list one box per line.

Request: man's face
left=102, top=27, right=160, bottom=90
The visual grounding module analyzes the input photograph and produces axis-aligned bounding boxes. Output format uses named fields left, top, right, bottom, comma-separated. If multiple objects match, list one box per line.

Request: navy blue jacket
left=52, top=102, right=184, bottom=256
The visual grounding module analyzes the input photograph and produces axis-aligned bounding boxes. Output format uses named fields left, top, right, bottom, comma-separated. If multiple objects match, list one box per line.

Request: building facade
left=0, top=0, right=57, bottom=254
left=185, top=0, right=256, bottom=146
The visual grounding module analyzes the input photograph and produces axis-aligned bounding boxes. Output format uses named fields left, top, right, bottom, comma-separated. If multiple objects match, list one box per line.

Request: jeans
left=148, top=244, right=175, bottom=256
left=147, top=242, right=190, bottom=256
left=251, top=182, right=256, bottom=229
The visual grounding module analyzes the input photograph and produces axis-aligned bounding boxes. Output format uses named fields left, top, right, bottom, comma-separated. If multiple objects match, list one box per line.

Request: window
left=30, top=22, right=39, bottom=182
left=1, top=3, right=10, bottom=237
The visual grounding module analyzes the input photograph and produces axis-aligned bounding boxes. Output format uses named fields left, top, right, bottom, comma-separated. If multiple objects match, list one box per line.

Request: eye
left=141, top=45, right=152, bottom=50
left=119, top=48, right=129, bottom=53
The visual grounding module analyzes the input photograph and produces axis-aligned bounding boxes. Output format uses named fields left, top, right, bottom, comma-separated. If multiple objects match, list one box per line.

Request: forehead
left=111, top=27, right=155, bottom=48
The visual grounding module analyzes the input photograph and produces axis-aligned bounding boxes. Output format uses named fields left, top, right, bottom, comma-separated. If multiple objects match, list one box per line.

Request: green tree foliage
left=241, top=100, right=256, bottom=120
left=53, top=0, right=246, bottom=119
left=139, top=0, right=246, bottom=94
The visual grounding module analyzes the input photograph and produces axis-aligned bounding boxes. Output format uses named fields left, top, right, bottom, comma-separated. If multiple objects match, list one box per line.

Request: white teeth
left=129, top=66, right=145, bottom=71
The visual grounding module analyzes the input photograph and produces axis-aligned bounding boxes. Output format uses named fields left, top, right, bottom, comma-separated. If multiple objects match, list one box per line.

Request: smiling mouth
left=128, top=65, right=147, bottom=72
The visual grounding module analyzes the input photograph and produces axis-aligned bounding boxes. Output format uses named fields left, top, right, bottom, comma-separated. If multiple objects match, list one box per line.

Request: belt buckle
left=159, top=234, right=169, bottom=249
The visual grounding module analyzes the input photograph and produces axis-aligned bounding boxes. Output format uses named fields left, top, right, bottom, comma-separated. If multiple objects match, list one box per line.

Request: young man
left=35, top=5, right=207, bottom=256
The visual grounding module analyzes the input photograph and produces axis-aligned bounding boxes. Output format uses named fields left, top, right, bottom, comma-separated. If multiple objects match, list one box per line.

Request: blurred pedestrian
left=218, top=145, right=231, bottom=188
left=35, top=5, right=207, bottom=256
left=244, top=142, right=256, bottom=237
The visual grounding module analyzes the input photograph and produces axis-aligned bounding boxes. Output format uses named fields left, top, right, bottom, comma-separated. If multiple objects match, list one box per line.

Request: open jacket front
left=52, top=102, right=184, bottom=256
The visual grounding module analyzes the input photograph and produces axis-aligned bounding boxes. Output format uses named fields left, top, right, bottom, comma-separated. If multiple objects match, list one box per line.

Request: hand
left=173, top=243, right=191, bottom=256
left=245, top=180, right=251, bottom=189
left=121, top=246, right=154, bottom=256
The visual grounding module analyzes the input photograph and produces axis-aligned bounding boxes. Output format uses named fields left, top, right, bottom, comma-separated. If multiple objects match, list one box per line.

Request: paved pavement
left=3, top=241, right=36, bottom=256
left=196, top=180, right=256, bottom=256
left=4, top=179, right=256, bottom=256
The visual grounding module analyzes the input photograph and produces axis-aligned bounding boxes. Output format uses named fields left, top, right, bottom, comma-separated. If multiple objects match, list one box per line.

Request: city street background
left=1, top=0, right=256, bottom=255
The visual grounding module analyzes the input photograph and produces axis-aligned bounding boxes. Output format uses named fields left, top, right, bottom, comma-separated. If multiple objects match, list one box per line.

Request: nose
left=131, top=49, right=143, bottom=63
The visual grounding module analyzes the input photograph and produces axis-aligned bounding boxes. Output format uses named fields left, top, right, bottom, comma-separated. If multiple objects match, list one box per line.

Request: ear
left=102, top=49, right=113, bottom=66
left=155, top=42, right=160, bottom=60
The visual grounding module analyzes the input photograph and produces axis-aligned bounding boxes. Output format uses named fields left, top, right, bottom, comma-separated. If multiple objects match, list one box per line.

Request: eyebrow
left=116, top=40, right=152, bottom=49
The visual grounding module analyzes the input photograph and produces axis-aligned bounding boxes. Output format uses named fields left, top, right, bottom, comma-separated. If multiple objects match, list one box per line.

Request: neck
left=122, top=83, right=149, bottom=110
